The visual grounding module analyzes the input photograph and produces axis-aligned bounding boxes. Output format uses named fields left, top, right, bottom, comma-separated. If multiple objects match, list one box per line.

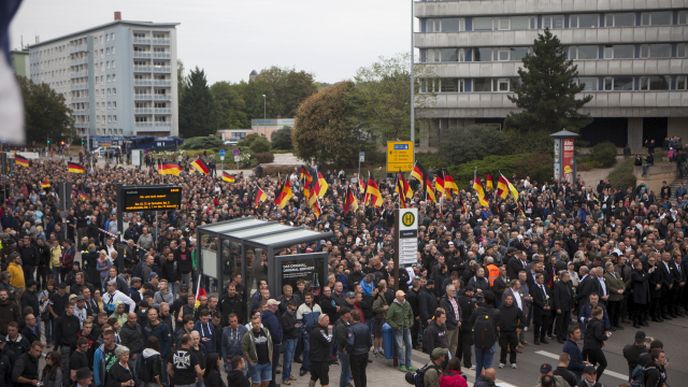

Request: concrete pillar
left=627, top=118, right=643, bottom=153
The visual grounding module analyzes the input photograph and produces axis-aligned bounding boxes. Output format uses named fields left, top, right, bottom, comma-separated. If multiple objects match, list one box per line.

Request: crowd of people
left=0, top=152, right=682, bottom=387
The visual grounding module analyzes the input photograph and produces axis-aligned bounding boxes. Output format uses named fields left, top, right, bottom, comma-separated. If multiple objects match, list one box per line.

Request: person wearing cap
left=622, top=330, right=648, bottom=380
left=387, top=290, right=415, bottom=373
left=536, top=363, right=568, bottom=387
left=577, top=365, right=602, bottom=387
left=423, top=347, right=448, bottom=387
left=334, top=307, right=353, bottom=387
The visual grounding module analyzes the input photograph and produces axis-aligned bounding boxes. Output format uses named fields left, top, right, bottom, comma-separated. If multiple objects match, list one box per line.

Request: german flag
left=472, top=173, right=489, bottom=207
left=505, top=175, right=519, bottom=202
left=344, top=187, right=358, bottom=214
left=222, top=171, right=236, bottom=183
left=190, top=158, right=209, bottom=175
left=157, top=162, right=182, bottom=176
left=254, top=186, right=268, bottom=207
left=396, top=173, right=408, bottom=208
left=15, top=155, right=29, bottom=168
left=358, top=176, right=366, bottom=195
left=317, top=170, right=328, bottom=198
left=411, top=163, right=424, bottom=184
left=40, top=179, right=51, bottom=189
left=496, top=175, right=509, bottom=199
left=396, top=172, right=413, bottom=200
left=78, top=192, right=89, bottom=201
left=364, top=177, right=383, bottom=208
left=434, top=172, right=445, bottom=196
left=275, top=179, right=294, bottom=209
left=311, top=199, right=322, bottom=218
left=301, top=166, right=319, bottom=200
left=67, top=162, right=87, bottom=174
left=444, top=173, right=459, bottom=195
left=424, top=172, right=437, bottom=203
left=485, top=174, right=494, bottom=192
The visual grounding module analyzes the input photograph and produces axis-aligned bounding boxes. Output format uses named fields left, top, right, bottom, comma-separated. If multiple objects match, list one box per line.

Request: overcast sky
left=10, top=0, right=412, bottom=84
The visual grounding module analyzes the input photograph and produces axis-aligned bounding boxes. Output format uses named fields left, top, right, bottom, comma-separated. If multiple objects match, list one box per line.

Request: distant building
left=250, top=118, right=294, bottom=140
left=414, top=2, right=688, bottom=151
left=217, top=128, right=252, bottom=143
left=249, top=69, right=258, bottom=82
left=11, top=50, right=30, bottom=78
left=28, top=11, right=179, bottom=138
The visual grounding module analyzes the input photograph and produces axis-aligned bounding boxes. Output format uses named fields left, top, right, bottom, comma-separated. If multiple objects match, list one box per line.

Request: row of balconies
left=133, top=66, right=172, bottom=73
left=415, top=25, right=688, bottom=47
left=134, top=107, right=172, bottom=114
left=133, top=37, right=171, bottom=45
left=415, top=0, right=688, bottom=17
left=134, top=94, right=172, bottom=101
left=133, top=51, right=171, bottom=59
left=133, top=79, right=172, bottom=86
left=418, top=58, right=688, bottom=77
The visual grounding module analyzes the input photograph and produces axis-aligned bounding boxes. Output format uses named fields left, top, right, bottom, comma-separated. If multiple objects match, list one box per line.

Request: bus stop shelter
left=196, top=217, right=332, bottom=320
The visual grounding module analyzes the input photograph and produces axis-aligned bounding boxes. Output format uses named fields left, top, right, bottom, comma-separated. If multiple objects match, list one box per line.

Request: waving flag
left=190, top=158, right=209, bottom=175
left=317, top=170, right=329, bottom=198
left=485, top=174, right=494, bottom=192
left=344, top=187, right=359, bottom=214
left=14, top=154, right=29, bottom=168
left=40, top=179, right=51, bottom=189
left=496, top=175, right=509, bottom=199
left=254, top=187, right=268, bottom=207
left=411, top=162, right=425, bottom=184
left=158, top=163, right=181, bottom=176
left=358, top=176, right=366, bottom=195
left=195, top=287, right=207, bottom=309
left=444, top=173, right=459, bottom=195
left=396, top=172, right=408, bottom=208
left=222, top=171, right=236, bottom=183
left=364, top=176, right=383, bottom=208
left=275, top=179, right=294, bottom=209
left=67, top=162, right=87, bottom=174
left=434, top=172, right=445, bottom=196
left=473, top=171, right=489, bottom=207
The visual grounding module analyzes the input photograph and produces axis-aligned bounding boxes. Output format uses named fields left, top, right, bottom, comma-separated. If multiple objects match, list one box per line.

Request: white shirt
left=296, top=303, right=322, bottom=321
left=511, top=288, right=523, bottom=311
left=598, top=277, right=607, bottom=297
left=104, top=289, right=136, bottom=313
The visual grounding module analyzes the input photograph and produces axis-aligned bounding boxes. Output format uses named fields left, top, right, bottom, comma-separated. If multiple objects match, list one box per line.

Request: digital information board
left=119, top=185, right=182, bottom=212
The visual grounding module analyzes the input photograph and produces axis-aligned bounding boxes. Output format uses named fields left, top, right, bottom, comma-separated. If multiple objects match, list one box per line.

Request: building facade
left=414, top=0, right=688, bottom=151
left=250, top=118, right=295, bottom=140
left=28, top=13, right=179, bottom=138
left=11, top=50, right=30, bottom=78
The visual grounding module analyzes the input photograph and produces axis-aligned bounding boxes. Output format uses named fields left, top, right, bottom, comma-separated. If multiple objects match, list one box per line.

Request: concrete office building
left=414, top=1, right=688, bottom=151
left=29, top=12, right=179, bottom=138
left=11, top=49, right=30, bottom=78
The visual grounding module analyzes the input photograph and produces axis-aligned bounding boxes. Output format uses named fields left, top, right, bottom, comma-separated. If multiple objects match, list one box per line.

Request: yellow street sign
left=386, top=141, right=414, bottom=173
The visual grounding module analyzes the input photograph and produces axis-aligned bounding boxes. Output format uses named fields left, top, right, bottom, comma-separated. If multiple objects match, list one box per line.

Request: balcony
left=70, top=82, right=88, bottom=90
left=133, top=51, right=153, bottom=59
left=153, top=108, right=172, bottom=114
left=134, top=79, right=153, bottom=86
left=152, top=94, right=171, bottom=101
left=152, top=52, right=171, bottom=59
left=71, top=96, right=89, bottom=103
left=415, top=0, right=686, bottom=17
left=133, top=66, right=152, bottom=73
left=151, top=38, right=171, bottom=45
left=134, top=94, right=153, bottom=101
left=152, top=79, right=171, bottom=86
left=151, top=66, right=171, bottom=73
left=69, top=44, right=87, bottom=54
left=135, top=108, right=154, bottom=114
left=71, top=69, right=88, bottom=77
left=133, top=37, right=151, bottom=44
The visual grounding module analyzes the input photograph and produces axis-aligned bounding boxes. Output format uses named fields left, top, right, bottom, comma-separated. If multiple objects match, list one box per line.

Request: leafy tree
left=505, top=29, right=592, bottom=132
left=271, top=126, right=292, bottom=150
left=293, top=82, right=373, bottom=168
left=239, top=133, right=271, bottom=153
left=210, top=81, right=249, bottom=128
left=177, top=59, right=187, bottom=102
left=239, top=67, right=317, bottom=119
left=18, top=76, right=74, bottom=144
left=180, top=135, right=223, bottom=150
left=439, top=126, right=509, bottom=165
left=179, top=67, right=217, bottom=138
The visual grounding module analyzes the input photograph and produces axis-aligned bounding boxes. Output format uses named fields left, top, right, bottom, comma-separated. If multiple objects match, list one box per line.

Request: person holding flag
left=254, top=186, right=268, bottom=208
left=344, top=186, right=359, bottom=214
left=473, top=169, right=489, bottom=207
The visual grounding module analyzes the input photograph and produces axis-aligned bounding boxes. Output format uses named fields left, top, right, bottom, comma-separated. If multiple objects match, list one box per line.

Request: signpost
left=358, top=151, right=365, bottom=182
left=219, top=149, right=226, bottom=173
left=386, top=141, right=414, bottom=173
left=394, top=207, right=418, bottom=289
left=232, top=148, right=240, bottom=168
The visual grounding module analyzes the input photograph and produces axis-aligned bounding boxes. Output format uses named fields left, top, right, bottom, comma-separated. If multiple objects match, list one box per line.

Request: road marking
left=534, top=350, right=628, bottom=381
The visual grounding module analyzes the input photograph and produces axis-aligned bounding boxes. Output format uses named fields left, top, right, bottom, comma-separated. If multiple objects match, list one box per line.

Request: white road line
left=534, top=350, right=628, bottom=381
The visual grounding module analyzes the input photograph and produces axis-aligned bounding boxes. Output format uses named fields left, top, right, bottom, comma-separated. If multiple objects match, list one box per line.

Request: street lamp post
left=410, top=0, right=415, bottom=149
left=262, top=94, right=267, bottom=119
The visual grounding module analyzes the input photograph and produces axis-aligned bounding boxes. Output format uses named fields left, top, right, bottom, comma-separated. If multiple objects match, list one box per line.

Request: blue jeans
left=394, top=327, right=412, bottom=368
left=475, top=344, right=496, bottom=377
left=250, top=362, right=272, bottom=383
left=283, top=338, right=297, bottom=381
left=300, top=328, right=311, bottom=373
left=338, top=351, right=351, bottom=387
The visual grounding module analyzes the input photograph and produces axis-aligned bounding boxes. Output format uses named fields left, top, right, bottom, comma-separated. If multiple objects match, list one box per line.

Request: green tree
left=210, top=81, right=249, bottom=128
left=293, top=82, right=373, bottom=168
left=505, top=29, right=592, bottom=132
left=179, top=67, right=217, bottom=137
left=439, top=126, right=509, bottom=165
left=240, top=67, right=317, bottom=119
left=271, top=126, right=292, bottom=150
left=239, top=133, right=271, bottom=153
left=177, top=59, right=187, bottom=102
left=18, top=76, right=74, bottom=144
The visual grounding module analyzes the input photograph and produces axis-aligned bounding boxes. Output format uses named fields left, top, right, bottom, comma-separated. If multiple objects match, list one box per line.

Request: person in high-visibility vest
left=486, top=256, right=501, bottom=288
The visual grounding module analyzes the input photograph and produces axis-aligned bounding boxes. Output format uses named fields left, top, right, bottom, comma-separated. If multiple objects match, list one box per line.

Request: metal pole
left=410, top=0, right=415, bottom=148
left=262, top=94, right=267, bottom=119
left=357, top=152, right=361, bottom=184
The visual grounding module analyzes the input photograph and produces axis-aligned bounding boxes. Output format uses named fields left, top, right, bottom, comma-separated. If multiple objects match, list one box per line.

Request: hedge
left=448, top=152, right=553, bottom=185
left=180, top=136, right=223, bottom=150
left=590, top=142, right=617, bottom=168
left=608, top=158, right=637, bottom=189
left=253, top=152, right=275, bottom=164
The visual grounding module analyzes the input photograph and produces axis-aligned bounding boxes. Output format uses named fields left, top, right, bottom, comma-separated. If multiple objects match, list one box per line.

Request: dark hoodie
left=227, top=369, right=250, bottom=387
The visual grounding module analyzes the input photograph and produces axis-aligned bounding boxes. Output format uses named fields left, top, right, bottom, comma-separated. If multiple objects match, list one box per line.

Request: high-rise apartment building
left=28, top=12, right=179, bottom=138
left=414, top=1, right=688, bottom=151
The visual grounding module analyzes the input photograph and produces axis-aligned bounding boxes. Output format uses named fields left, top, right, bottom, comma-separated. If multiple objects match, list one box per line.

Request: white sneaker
left=511, top=363, right=517, bottom=369
left=498, top=363, right=505, bottom=368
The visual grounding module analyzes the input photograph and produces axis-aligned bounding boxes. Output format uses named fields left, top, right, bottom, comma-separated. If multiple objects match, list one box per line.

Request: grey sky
left=10, top=0, right=412, bottom=84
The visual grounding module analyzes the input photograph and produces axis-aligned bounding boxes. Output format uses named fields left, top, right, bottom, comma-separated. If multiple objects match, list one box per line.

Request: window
left=568, top=46, right=598, bottom=60
left=496, top=79, right=510, bottom=92
left=510, top=16, right=537, bottom=30
left=570, top=14, right=599, bottom=28
left=440, top=48, right=459, bottom=62
left=420, top=49, right=439, bottom=63
left=420, top=78, right=439, bottom=93
left=497, top=49, right=511, bottom=61
left=440, top=78, right=464, bottom=92
left=640, top=44, right=672, bottom=58
left=603, top=45, right=634, bottom=59
left=576, top=77, right=598, bottom=91
left=679, top=10, right=688, bottom=25
left=677, top=76, right=687, bottom=90
left=604, top=13, right=635, bottom=27
left=425, top=19, right=442, bottom=32
left=512, top=47, right=530, bottom=61
left=497, top=18, right=510, bottom=31
left=473, top=17, right=493, bottom=31
left=542, top=15, right=565, bottom=29
left=639, top=76, right=670, bottom=90
left=441, top=18, right=464, bottom=32
left=473, top=47, right=493, bottom=61
left=641, top=11, right=672, bottom=26
left=677, top=44, right=687, bottom=58
left=603, top=77, right=634, bottom=91
left=473, top=78, right=492, bottom=92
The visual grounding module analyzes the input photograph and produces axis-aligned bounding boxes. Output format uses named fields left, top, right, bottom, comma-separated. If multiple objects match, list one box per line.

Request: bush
left=262, top=164, right=297, bottom=176
left=608, top=158, right=637, bottom=189
left=271, top=126, right=293, bottom=150
left=440, top=126, right=509, bottom=165
left=416, top=152, right=447, bottom=169
left=448, top=152, right=553, bottom=185
left=253, top=152, right=275, bottom=164
left=590, top=142, right=617, bottom=168
left=239, top=133, right=272, bottom=153
left=180, top=136, right=223, bottom=150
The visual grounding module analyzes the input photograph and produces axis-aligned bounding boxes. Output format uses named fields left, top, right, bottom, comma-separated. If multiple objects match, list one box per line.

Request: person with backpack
left=623, top=331, right=648, bottom=380
left=640, top=349, right=668, bottom=387
left=415, top=347, right=447, bottom=387
left=387, top=290, right=415, bottom=373
left=439, top=357, right=468, bottom=387
left=140, top=336, right=163, bottom=387
left=470, top=294, right=499, bottom=378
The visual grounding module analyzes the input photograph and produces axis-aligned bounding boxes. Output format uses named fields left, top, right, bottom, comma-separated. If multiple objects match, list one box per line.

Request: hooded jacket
left=386, top=298, right=414, bottom=329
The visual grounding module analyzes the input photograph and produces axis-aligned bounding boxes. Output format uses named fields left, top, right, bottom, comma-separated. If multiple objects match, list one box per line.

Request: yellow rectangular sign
left=386, top=141, right=414, bottom=173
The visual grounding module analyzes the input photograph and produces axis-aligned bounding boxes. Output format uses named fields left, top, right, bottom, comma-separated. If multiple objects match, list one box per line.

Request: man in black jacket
left=496, top=294, right=524, bottom=369
left=531, top=273, right=552, bottom=345
left=349, top=312, right=371, bottom=387
left=334, top=308, right=353, bottom=387
left=12, top=340, right=42, bottom=387
left=55, top=303, right=81, bottom=380
left=422, top=307, right=448, bottom=354
left=457, top=286, right=477, bottom=369
left=417, top=280, right=437, bottom=332
left=553, top=271, right=574, bottom=343
left=622, top=330, right=648, bottom=378
left=310, top=314, right=333, bottom=387
left=439, top=284, right=461, bottom=356
left=220, top=283, right=245, bottom=324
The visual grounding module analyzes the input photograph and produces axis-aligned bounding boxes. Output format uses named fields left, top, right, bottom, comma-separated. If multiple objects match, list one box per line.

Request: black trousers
left=350, top=352, right=369, bottom=387
left=582, top=348, right=607, bottom=381
left=555, top=310, right=571, bottom=340
left=533, top=309, right=550, bottom=341
left=499, top=331, right=518, bottom=364
left=607, top=300, right=621, bottom=327
left=457, top=328, right=473, bottom=368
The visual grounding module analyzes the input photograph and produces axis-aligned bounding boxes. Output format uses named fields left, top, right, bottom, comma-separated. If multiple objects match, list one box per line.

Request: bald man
left=475, top=368, right=497, bottom=387
left=387, top=290, right=415, bottom=372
